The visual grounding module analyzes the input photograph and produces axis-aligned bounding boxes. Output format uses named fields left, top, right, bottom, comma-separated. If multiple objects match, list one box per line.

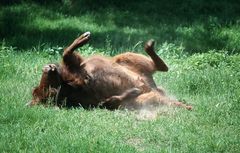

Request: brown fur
left=29, top=32, right=192, bottom=110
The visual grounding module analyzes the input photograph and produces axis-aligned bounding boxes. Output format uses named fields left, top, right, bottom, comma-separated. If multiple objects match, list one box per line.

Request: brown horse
left=29, top=32, right=192, bottom=110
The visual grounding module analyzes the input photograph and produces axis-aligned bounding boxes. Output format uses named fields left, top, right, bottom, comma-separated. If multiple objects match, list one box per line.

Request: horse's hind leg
left=133, top=91, right=192, bottom=110
left=144, top=39, right=168, bottom=72
left=113, top=39, right=168, bottom=75
left=112, top=52, right=156, bottom=75
left=100, top=88, right=142, bottom=110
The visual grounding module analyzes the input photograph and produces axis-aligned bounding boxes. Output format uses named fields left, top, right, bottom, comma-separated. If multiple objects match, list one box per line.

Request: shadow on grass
left=0, top=0, right=240, bottom=54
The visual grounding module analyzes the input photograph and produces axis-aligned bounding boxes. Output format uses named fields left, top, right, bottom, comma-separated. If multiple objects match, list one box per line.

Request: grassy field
left=1, top=1, right=240, bottom=152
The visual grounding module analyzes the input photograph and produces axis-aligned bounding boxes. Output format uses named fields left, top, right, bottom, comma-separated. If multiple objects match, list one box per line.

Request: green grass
left=1, top=0, right=240, bottom=54
left=1, top=1, right=240, bottom=152
left=0, top=44, right=239, bottom=152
